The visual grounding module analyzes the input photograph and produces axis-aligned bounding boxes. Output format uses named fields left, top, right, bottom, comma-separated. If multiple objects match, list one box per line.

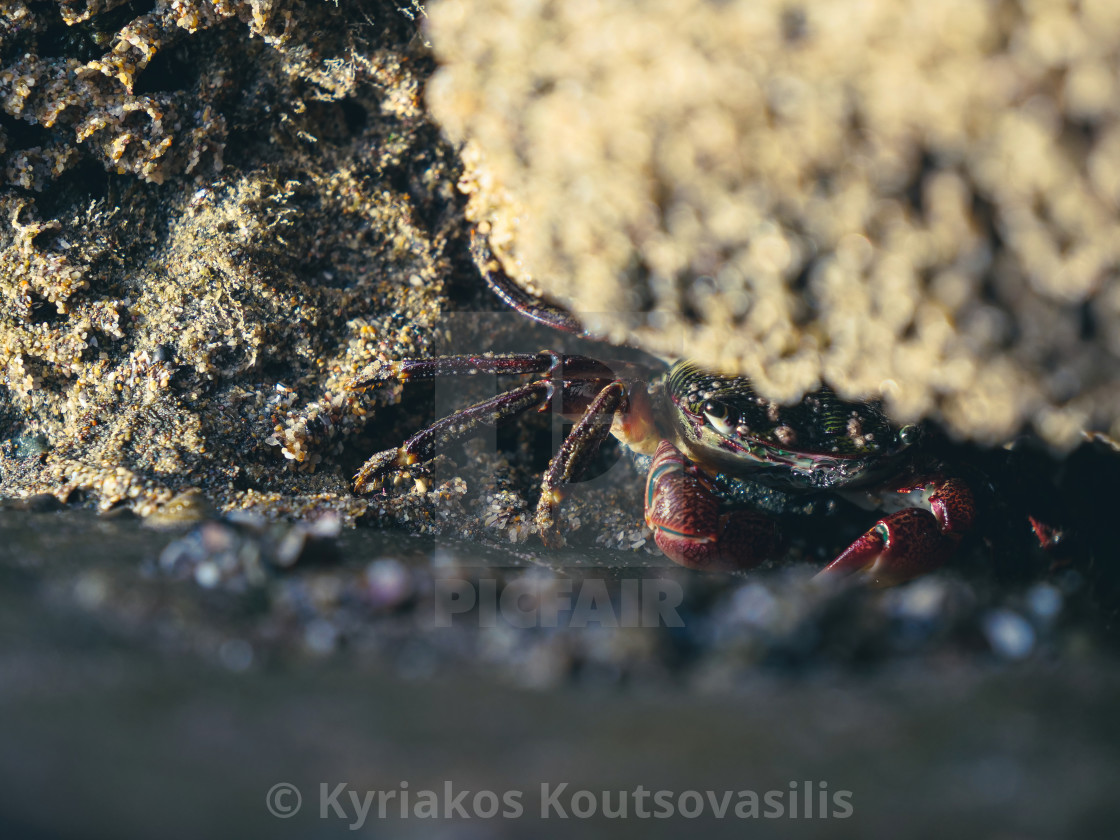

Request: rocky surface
left=0, top=0, right=459, bottom=520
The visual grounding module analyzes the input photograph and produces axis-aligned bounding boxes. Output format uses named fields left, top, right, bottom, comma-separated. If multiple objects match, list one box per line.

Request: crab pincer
left=644, top=440, right=781, bottom=572
left=815, top=477, right=976, bottom=586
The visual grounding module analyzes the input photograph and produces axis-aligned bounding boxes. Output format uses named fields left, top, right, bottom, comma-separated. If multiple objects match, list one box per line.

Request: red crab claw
left=645, top=440, right=780, bottom=572
left=815, top=477, right=975, bottom=586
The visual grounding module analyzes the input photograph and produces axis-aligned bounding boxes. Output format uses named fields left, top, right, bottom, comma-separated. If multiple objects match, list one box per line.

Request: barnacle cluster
left=427, top=0, right=1120, bottom=447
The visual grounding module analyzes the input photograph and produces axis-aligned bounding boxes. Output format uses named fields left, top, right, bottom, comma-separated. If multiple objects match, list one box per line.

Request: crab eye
left=898, top=425, right=919, bottom=446
left=703, top=400, right=728, bottom=419
left=703, top=400, right=735, bottom=434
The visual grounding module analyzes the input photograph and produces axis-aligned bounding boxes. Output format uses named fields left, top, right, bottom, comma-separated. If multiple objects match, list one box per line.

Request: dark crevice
left=0, top=115, right=52, bottom=151
left=35, top=0, right=155, bottom=62
left=780, top=6, right=809, bottom=44
left=442, top=230, right=492, bottom=312
left=1078, top=299, right=1097, bottom=342
left=970, top=189, right=1003, bottom=251
left=622, top=256, right=655, bottom=315
left=32, top=158, right=115, bottom=214
left=380, top=129, right=463, bottom=235
left=340, top=99, right=369, bottom=135
left=28, top=293, right=66, bottom=327
left=902, top=149, right=938, bottom=222
left=132, top=38, right=197, bottom=96
left=679, top=274, right=704, bottom=326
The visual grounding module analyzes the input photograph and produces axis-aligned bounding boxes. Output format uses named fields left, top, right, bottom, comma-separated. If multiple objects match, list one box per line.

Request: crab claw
left=815, top=508, right=956, bottom=586
left=815, top=476, right=975, bottom=586
left=645, top=440, right=780, bottom=572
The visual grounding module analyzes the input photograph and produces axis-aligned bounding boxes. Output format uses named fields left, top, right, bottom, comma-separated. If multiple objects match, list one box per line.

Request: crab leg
left=815, top=476, right=975, bottom=586
left=535, top=381, right=628, bottom=546
left=470, top=228, right=584, bottom=334
left=352, top=367, right=627, bottom=492
left=354, top=380, right=554, bottom=492
left=644, top=440, right=781, bottom=572
left=349, top=353, right=616, bottom=391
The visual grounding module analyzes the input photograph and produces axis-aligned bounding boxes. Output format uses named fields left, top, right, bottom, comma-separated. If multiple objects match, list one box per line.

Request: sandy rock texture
left=427, top=0, right=1120, bottom=447
left=0, top=1, right=467, bottom=519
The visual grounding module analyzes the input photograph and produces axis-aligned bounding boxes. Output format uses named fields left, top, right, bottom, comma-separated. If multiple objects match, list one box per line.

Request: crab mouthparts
left=720, top=435, right=849, bottom=471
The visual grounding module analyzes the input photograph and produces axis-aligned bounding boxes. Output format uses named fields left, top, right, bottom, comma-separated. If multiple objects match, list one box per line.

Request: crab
left=350, top=232, right=1060, bottom=586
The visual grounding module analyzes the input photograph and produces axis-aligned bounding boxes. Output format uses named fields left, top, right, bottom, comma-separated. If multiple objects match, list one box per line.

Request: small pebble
left=886, top=578, right=947, bottom=622
left=194, top=561, right=221, bottom=589
left=730, top=583, right=779, bottom=629
left=274, top=529, right=307, bottom=567
left=365, top=558, right=412, bottom=608
left=304, top=620, right=339, bottom=655
left=308, top=512, right=342, bottom=538
left=200, top=522, right=237, bottom=553
left=142, top=489, right=214, bottom=529
left=219, top=639, right=254, bottom=672
left=14, top=434, right=50, bottom=458
left=73, top=572, right=109, bottom=609
left=1026, top=583, right=1062, bottom=623
left=225, top=510, right=267, bottom=530
left=982, top=609, right=1036, bottom=660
